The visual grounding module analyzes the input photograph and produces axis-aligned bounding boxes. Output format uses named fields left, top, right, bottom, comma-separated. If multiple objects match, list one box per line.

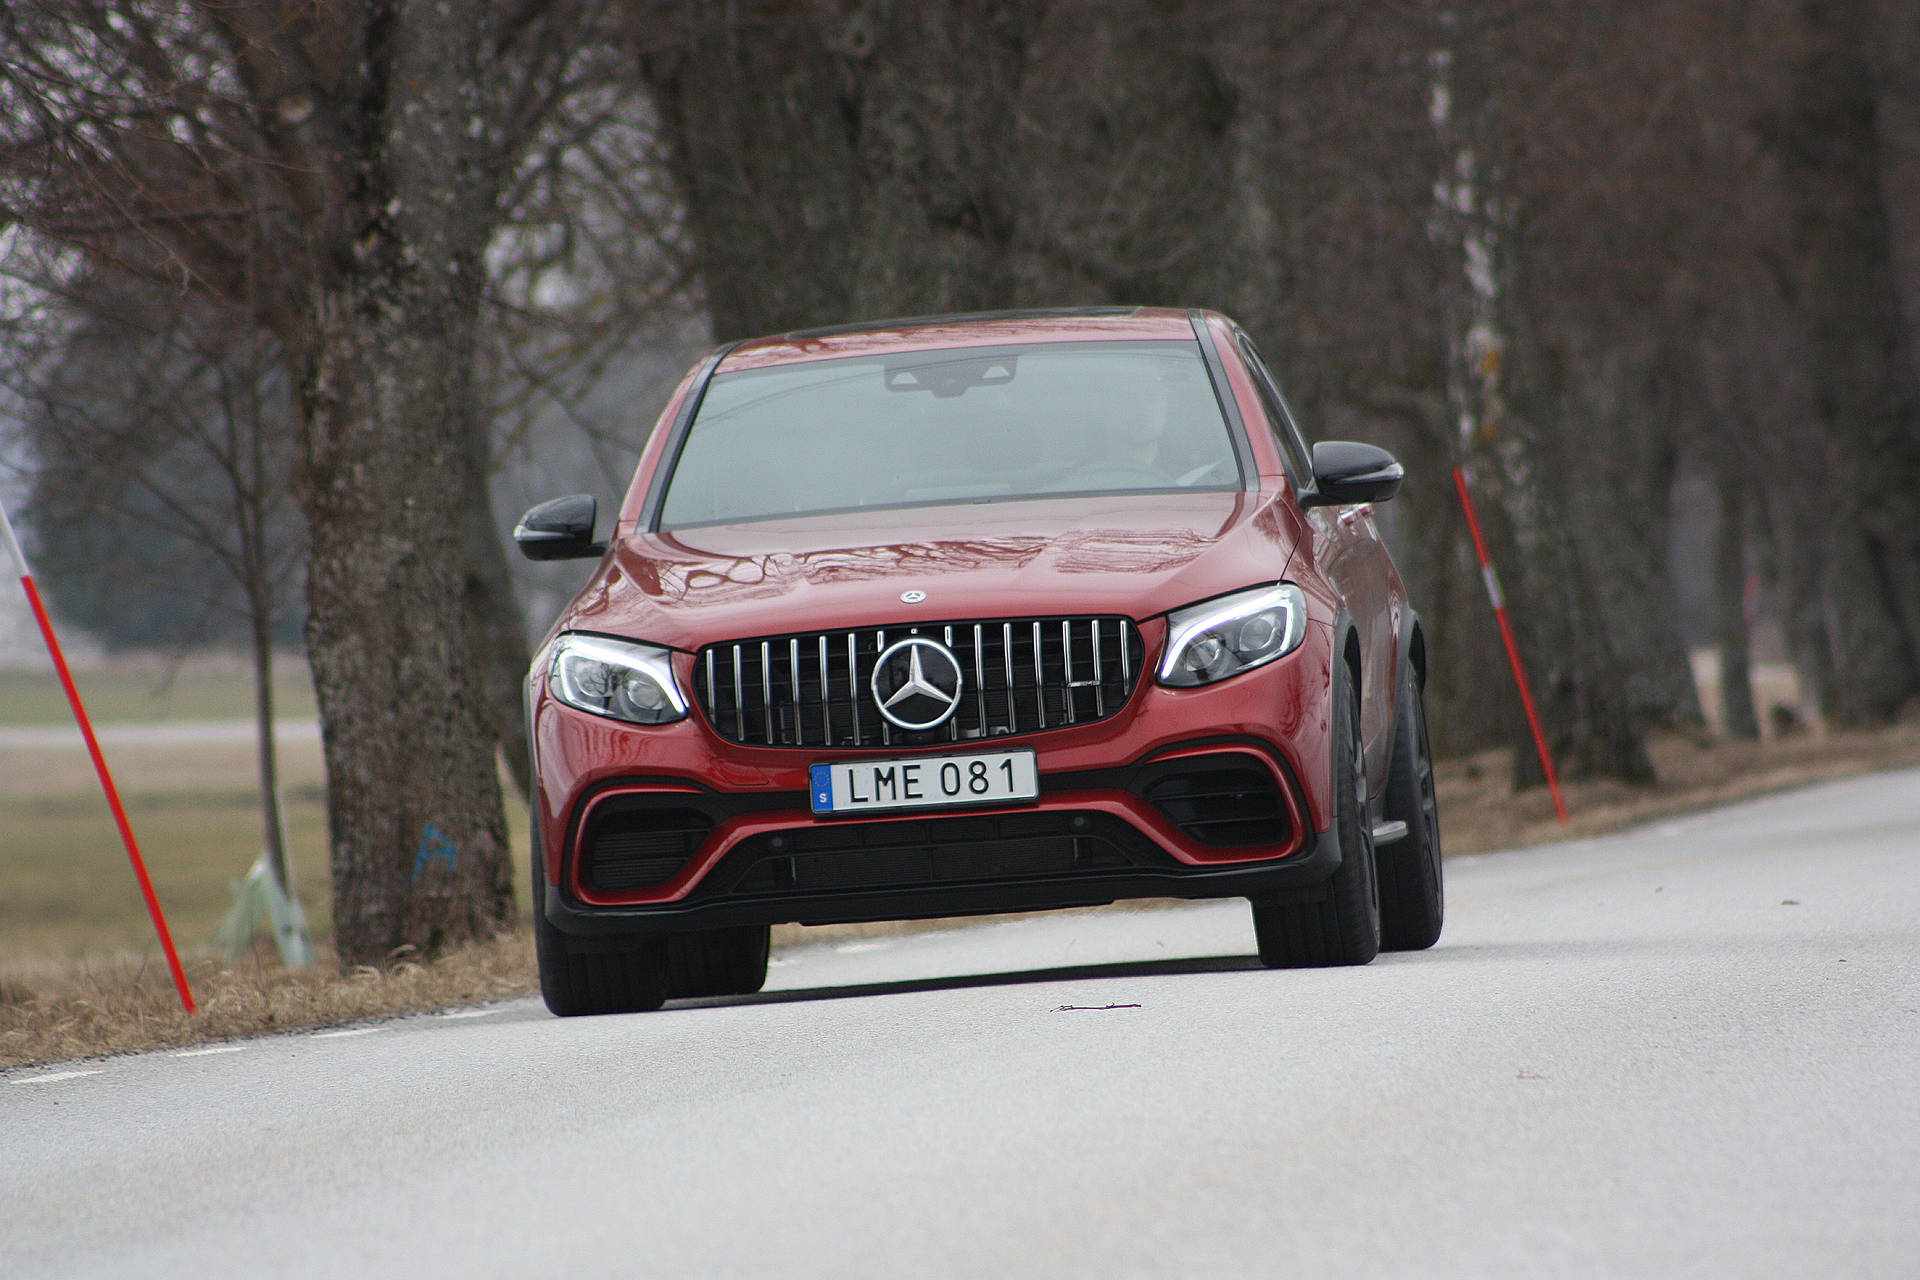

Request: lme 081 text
left=810, top=749, right=1040, bottom=815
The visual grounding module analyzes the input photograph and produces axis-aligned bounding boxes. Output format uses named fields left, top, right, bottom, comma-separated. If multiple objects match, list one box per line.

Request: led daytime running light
left=1158, top=584, right=1307, bottom=686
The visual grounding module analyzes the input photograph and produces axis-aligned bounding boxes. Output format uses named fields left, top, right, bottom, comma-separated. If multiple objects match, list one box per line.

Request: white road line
left=834, top=940, right=892, bottom=954
left=437, top=1009, right=501, bottom=1020
left=173, top=1046, right=247, bottom=1058
left=11, top=1070, right=102, bottom=1083
left=311, top=1027, right=384, bottom=1039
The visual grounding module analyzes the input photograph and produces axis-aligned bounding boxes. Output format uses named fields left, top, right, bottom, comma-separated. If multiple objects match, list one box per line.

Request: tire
left=532, top=836, right=669, bottom=1016
left=1379, top=655, right=1445, bottom=951
left=664, top=926, right=771, bottom=998
left=1250, top=666, right=1381, bottom=967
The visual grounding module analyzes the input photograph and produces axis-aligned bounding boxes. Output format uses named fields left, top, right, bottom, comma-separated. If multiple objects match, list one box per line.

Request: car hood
left=559, top=491, right=1301, bottom=651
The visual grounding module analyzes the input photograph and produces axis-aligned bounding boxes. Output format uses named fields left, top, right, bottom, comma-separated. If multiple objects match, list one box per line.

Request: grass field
left=0, top=652, right=319, bottom=726
left=0, top=653, right=530, bottom=966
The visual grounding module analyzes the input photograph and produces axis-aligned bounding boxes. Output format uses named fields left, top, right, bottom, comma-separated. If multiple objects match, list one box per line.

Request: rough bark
left=1712, top=469, right=1761, bottom=740
left=286, top=8, right=537, bottom=962
left=300, top=275, right=515, bottom=960
left=1774, top=0, right=1920, bottom=724
left=638, top=1, right=1038, bottom=340
left=636, top=1, right=1245, bottom=340
left=638, top=9, right=860, bottom=338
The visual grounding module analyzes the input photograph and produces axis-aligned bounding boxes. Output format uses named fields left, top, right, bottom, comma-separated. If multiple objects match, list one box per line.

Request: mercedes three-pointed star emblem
left=870, top=637, right=965, bottom=731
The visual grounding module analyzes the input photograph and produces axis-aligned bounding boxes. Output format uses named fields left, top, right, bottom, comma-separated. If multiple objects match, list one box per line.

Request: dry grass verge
left=5, top=721, right=1918, bottom=1070
left=1, top=935, right=534, bottom=1069
left=1437, top=720, right=1920, bottom=855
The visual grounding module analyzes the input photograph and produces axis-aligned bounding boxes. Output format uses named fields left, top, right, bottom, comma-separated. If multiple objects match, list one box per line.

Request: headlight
left=548, top=634, right=688, bottom=725
left=1158, top=584, right=1308, bottom=686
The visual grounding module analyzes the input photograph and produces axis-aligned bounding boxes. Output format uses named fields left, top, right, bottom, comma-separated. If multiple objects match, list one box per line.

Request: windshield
left=657, top=340, right=1240, bottom=528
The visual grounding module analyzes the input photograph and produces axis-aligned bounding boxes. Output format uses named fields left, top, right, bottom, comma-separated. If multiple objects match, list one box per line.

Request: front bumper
left=533, top=624, right=1341, bottom=938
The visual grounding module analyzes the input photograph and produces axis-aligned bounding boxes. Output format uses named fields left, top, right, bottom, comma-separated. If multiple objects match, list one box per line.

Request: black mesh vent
left=1144, top=759, right=1288, bottom=848
left=694, top=616, right=1145, bottom=748
left=703, top=810, right=1172, bottom=898
left=581, top=806, right=714, bottom=891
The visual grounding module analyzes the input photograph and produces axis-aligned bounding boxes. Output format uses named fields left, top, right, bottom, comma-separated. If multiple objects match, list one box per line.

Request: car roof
left=719, top=306, right=1203, bottom=373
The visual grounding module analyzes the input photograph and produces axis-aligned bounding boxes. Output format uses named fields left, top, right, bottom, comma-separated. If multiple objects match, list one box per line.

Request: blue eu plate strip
left=810, top=763, right=834, bottom=812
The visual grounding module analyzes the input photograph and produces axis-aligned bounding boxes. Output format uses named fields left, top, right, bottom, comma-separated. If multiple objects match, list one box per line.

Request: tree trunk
left=1757, top=474, right=1839, bottom=726
left=1775, top=0, right=1920, bottom=724
left=1424, top=8, right=1654, bottom=788
left=639, top=11, right=862, bottom=340
left=300, top=279, right=515, bottom=964
left=247, top=561, right=292, bottom=893
left=639, top=2, right=1039, bottom=342
left=461, top=413, right=533, bottom=804
left=1713, top=467, right=1761, bottom=740
left=292, top=10, right=521, bottom=966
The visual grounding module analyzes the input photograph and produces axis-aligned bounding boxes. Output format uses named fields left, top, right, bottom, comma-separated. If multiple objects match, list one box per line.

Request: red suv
left=515, top=307, right=1442, bottom=1015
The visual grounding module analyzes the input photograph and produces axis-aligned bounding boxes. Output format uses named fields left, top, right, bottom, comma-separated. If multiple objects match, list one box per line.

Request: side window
left=1237, top=336, right=1316, bottom=491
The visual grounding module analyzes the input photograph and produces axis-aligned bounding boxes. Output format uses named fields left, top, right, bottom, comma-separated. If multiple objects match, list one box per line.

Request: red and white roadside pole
left=1451, top=466, right=1570, bottom=825
left=0, top=496, right=196, bottom=1013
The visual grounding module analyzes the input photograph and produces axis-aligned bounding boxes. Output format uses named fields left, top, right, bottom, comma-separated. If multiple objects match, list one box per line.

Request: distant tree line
left=3, top=0, right=1916, bottom=965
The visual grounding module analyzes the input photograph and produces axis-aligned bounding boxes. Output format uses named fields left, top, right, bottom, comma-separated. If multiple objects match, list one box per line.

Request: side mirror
left=1299, top=441, right=1403, bottom=508
left=513, top=494, right=607, bottom=561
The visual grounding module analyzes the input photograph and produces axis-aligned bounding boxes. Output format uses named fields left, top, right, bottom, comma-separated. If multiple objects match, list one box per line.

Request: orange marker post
left=1451, top=466, right=1569, bottom=824
left=0, top=497, right=196, bottom=1012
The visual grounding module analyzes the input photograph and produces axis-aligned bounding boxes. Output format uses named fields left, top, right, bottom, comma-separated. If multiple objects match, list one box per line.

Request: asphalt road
left=6, top=768, right=1918, bottom=1279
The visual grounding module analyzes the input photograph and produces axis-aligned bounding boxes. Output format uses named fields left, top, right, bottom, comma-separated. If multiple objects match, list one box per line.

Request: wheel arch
left=1333, top=610, right=1364, bottom=704
left=1401, top=608, right=1428, bottom=691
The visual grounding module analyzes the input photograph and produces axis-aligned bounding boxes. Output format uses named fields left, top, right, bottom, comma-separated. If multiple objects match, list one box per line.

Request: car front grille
left=694, top=616, right=1146, bottom=749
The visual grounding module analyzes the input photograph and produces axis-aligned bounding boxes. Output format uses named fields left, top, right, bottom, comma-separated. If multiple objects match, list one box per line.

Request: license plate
left=810, top=750, right=1039, bottom=815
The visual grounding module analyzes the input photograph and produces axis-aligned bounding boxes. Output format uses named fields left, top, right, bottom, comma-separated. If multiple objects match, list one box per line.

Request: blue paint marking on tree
left=412, top=823, right=458, bottom=881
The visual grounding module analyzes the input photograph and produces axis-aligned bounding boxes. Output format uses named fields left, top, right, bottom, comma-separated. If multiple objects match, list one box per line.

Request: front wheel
left=664, top=926, right=771, bottom=998
left=1250, top=666, right=1381, bottom=967
left=1379, top=655, right=1444, bottom=951
left=533, top=843, right=668, bottom=1016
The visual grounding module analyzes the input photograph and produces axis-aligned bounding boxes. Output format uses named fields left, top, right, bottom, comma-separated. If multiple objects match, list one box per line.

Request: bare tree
left=1, top=1, right=617, bottom=964
left=4, top=264, right=305, bottom=893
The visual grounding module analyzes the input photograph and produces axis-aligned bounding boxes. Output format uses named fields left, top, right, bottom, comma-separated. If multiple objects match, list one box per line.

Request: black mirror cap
left=513, top=494, right=608, bottom=561
left=1300, top=441, right=1404, bottom=508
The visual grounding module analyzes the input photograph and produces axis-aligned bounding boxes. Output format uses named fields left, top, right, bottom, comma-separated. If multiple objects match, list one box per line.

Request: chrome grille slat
left=1061, top=620, right=1076, bottom=724
left=731, top=644, right=745, bottom=740
left=760, top=642, right=774, bottom=743
left=696, top=615, right=1142, bottom=748
left=876, top=630, right=891, bottom=746
left=846, top=633, right=861, bottom=746
left=1092, top=619, right=1105, bottom=717
left=790, top=638, right=802, bottom=746
left=1033, top=621, right=1046, bottom=729
left=818, top=636, right=831, bottom=745
left=943, top=626, right=958, bottom=742
left=972, top=624, right=986, bottom=732
left=1003, top=622, right=1017, bottom=733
